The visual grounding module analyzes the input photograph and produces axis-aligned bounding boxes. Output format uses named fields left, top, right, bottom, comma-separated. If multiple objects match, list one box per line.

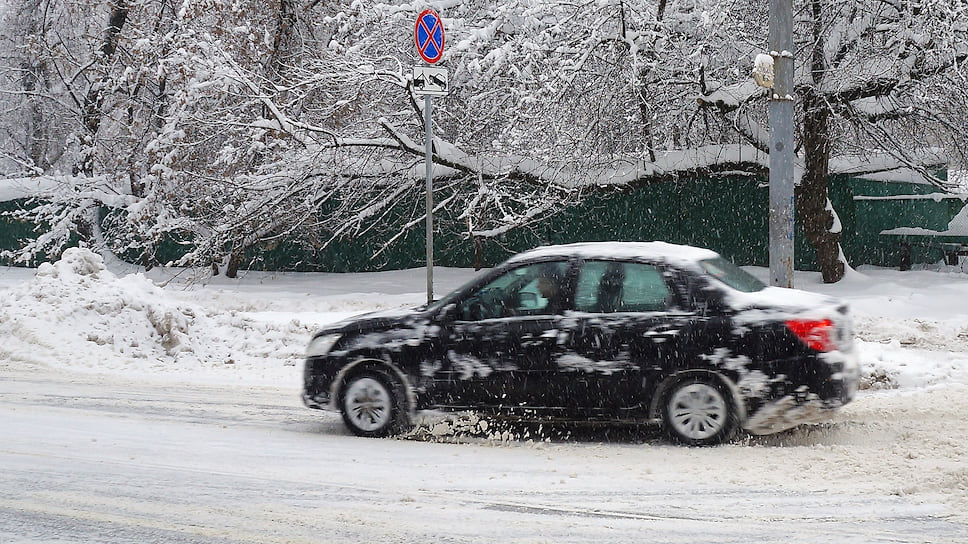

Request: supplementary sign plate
left=413, top=66, right=448, bottom=96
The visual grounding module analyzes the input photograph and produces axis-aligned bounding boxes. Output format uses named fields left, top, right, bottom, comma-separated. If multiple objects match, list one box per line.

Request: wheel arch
left=330, top=357, right=417, bottom=419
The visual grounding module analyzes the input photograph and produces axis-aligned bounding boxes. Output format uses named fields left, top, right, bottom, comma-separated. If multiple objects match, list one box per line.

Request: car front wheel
left=339, top=369, right=409, bottom=438
left=662, top=376, right=738, bottom=446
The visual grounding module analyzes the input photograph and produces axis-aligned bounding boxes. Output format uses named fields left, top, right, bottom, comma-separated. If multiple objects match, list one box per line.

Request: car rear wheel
left=339, top=369, right=409, bottom=438
left=662, top=376, right=738, bottom=446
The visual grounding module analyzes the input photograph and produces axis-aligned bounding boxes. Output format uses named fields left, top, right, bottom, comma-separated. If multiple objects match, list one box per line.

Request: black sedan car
left=302, top=242, right=858, bottom=445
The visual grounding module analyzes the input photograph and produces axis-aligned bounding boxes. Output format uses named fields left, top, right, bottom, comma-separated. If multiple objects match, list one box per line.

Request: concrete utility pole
left=768, top=0, right=795, bottom=288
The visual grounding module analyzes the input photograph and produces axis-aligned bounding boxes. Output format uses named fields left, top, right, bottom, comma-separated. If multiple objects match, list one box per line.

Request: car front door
left=555, top=260, right=699, bottom=414
left=439, top=261, right=572, bottom=411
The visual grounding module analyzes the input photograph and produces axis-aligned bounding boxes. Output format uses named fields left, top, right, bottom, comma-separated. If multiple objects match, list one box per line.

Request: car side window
left=458, top=261, right=569, bottom=320
left=575, top=261, right=619, bottom=312
left=575, top=261, right=669, bottom=313
left=621, top=263, right=670, bottom=312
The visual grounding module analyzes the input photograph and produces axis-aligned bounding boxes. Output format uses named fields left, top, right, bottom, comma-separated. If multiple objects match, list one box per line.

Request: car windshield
left=424, top=268, right=492, bottom=312
left=698, top=257, right=766, bottom=293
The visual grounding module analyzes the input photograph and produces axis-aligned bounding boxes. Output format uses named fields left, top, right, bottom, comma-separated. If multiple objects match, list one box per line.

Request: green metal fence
left=2, top=173, right=965, bottom=271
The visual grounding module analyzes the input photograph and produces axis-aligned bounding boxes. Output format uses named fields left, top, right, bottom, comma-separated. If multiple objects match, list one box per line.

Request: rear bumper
left=744, top=349, right=859, bottom=435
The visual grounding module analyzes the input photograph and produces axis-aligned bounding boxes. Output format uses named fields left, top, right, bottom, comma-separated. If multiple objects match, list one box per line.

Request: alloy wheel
left=343, top=376, right=392, bottom=432
left=668, top=382, right=728, bottom=441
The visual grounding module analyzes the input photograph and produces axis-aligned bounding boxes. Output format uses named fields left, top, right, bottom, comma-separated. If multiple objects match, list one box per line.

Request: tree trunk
left=473, top=236, right=483, bottom=271
left=225, top=250, right=242, bottom=279
left=261, top=0, right=296, bottom=121
left=270, top=0, right=296, bottom=73
left=797, top=0, right=845, bottom=284
left=798, top=91, right=844, bottom=283
left=633, top=1, right=661, bottom=163
left=19, top=0, right=50, bottom=172
left=22, top=65, right=48, bottom=171
left=79, top=0, right=129, bottom=175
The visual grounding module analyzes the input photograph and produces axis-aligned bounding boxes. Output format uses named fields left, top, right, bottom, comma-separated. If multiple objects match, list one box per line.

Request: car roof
left=505, top=241, right=720, bottom=267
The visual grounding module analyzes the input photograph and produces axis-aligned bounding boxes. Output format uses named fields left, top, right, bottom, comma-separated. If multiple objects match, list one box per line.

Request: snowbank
left=0, top=248, right=314, bottom=385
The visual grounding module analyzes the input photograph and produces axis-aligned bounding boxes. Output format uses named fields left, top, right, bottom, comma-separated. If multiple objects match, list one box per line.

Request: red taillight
left=785, top=319, right=835, bottom=352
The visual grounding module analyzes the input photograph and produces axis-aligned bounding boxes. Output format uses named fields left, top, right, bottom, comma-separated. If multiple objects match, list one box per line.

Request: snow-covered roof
left=829, top=149, right=948, bottom=187
left=0, top=177, right=60, bottom=202
left=881, top=202, right=968, bottom=237
left=422, top=144, right=771, bottom=189
left=575, top=145, right=769, bottom=187
left=422, top=144, right=948, bottom=191
left=507, top=241, right=719, bottom=266
left=854, top=168, right=946, bottom=186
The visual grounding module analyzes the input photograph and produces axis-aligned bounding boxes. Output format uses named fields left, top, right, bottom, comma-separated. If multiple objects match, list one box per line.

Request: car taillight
left=785, top=319, right=835, bottom=352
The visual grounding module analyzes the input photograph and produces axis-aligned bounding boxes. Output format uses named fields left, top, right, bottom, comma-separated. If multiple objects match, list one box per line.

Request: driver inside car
left=534, top=267, right=561, bottom=313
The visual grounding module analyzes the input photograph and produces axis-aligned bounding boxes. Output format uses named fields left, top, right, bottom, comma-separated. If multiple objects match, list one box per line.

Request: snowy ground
left=2, top=250, right=968, bottom=542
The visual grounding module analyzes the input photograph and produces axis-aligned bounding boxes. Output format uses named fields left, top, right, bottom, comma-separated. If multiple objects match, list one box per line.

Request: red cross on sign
left=414, top=9, right=445, bottom=64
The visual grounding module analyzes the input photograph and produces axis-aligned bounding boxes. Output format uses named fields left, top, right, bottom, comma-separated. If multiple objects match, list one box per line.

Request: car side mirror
left=435, top=303, right=459, bottom=322
left=694, top=289, right=728, bottom=316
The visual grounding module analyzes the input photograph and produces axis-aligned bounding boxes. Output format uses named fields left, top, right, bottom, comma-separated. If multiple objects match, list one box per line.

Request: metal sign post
left=768, top=0, right=795, bottom=288
left=414, top=9, right=446, bottom=304
left=424, top=95, right=434, bottom=304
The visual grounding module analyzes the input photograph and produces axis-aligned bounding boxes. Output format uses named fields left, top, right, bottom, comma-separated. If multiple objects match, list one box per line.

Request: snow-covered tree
left=0, top=0, right=178, bottom=261
left=0, top=0, right=77, bottom=174
left=2, top=0, right=967, bottom=282
left=700, top=0, right=968, bottom=281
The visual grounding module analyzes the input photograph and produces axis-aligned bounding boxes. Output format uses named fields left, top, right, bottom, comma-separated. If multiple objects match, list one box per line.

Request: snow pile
left=858, top=335, right=968, bottom=390
left=0, top=248, right=312, bottom=383
left=946, top=202, right=968, bottom=234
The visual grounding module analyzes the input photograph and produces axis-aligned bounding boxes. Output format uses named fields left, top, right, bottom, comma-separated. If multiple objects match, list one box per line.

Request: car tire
left=339, top=368, right=411, bottom=438
left=662, top=375, right=738, bottom=446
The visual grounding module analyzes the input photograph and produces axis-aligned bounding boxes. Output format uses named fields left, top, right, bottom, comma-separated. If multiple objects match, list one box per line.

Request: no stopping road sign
left=415, top=9, right=444, bottom=64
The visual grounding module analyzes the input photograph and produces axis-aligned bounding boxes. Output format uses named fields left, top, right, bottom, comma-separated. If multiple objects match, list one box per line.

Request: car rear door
left=554, top=259, right=699, bottom=414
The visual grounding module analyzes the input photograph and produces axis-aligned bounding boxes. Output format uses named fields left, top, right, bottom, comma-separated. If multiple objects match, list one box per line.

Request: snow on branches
left=1, top=0, right=967, bottom=278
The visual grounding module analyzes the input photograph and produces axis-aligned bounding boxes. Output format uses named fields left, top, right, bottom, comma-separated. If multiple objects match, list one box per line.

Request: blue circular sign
left=415, top=9, right=445, bottom=64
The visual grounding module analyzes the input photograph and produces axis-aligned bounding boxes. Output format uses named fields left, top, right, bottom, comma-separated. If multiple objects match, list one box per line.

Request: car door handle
left=644, top=328, right=679, bottom=341
left=520, top=329, right=568, bottom=345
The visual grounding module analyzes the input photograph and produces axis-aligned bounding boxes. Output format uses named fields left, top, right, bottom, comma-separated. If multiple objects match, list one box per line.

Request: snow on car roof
left=506, top=241, right=720, bottom=265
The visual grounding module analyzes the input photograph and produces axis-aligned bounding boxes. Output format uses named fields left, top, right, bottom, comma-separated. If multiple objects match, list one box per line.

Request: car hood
left=316, top=305, right=426, bottom=336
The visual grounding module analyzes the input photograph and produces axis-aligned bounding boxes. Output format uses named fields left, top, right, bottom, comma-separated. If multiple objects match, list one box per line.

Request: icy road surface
left=2, top=368, right=967, bottom=544
left=2, top=253, right=968, bottom=542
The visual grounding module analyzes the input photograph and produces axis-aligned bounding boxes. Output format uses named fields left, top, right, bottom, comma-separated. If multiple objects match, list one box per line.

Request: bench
left=880, top=231, right=968, bottom=270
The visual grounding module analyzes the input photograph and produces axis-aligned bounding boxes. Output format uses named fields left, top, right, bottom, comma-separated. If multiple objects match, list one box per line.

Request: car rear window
left=699, top=257, right=766, bottom=293
left=575, top=261, right=670, bottom=313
